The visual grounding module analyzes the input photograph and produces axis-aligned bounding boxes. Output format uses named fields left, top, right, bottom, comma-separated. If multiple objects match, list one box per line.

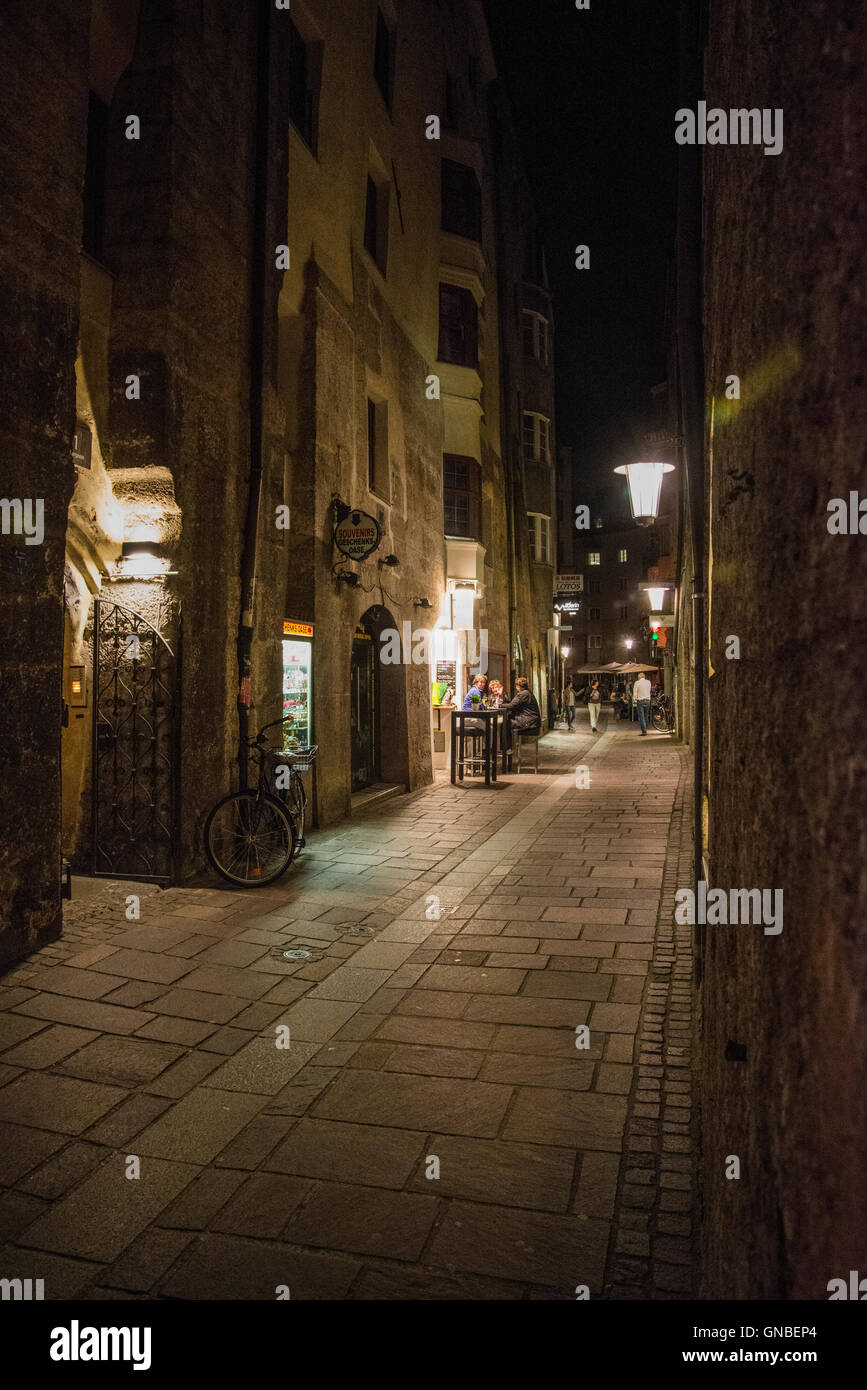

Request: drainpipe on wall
left=237, top=0, right=272, bottom=786
left=676, top=0, right=707, bottom=979
left=487, top=84, right=518, bottom=687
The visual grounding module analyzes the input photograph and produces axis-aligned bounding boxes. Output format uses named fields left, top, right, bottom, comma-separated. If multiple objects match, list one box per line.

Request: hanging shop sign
left=333, top=509, right=382, bottom=561
left=283, top=620, right=313, bottom=637
left=554, top=597, right=581, bottom=614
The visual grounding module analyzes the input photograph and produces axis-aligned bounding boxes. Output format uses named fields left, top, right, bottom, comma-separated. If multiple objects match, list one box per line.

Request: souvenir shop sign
left=333, top=510, right=382, bottom=560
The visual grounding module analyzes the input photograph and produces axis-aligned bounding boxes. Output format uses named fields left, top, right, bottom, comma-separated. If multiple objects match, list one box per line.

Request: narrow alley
left=0, top=721, right=694, bottom=1300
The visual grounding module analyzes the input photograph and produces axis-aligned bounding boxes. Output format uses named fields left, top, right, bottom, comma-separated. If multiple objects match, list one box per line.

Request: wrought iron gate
left=92, top=599, right=177, bottom=882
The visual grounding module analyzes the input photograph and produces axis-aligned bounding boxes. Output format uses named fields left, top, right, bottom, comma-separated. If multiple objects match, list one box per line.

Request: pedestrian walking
left=634, top=670, right=652, bottom=735
left=587, top=679, right=602, bottom=732
left=563, top=678, right=576, bottom=729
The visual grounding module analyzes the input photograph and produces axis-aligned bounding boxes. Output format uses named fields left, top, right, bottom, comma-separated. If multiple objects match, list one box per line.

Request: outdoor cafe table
left=450, top=708, right=506, bottom=786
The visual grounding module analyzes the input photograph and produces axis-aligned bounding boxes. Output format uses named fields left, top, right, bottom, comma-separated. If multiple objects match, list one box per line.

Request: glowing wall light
left=613, top=461, right=675, bottom=525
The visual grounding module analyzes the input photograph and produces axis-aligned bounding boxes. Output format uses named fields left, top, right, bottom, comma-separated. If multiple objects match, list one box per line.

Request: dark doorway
left=350, top=621, right=377, bottom=791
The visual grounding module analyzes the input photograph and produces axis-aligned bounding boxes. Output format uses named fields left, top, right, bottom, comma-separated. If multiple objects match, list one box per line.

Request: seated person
left=462, top=674, right=488, bottom=710
left=461, top=673, right=488, bottom=733
left=499, top=676, right=542, bottom=752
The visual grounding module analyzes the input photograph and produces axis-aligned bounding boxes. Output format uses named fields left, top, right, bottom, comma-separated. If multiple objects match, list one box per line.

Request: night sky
left=484, top=0, right=680, bottom=522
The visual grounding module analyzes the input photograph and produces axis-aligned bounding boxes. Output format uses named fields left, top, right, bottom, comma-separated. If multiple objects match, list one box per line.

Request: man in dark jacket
left=500, top=676, right=542, bottom=754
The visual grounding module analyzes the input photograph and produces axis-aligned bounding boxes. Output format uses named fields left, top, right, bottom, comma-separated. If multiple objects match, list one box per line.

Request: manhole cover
left=282, top=948, right=314, bottom=961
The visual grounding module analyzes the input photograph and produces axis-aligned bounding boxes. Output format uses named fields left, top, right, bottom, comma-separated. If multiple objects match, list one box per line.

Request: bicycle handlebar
left=251, top=716, right=295, bottom=745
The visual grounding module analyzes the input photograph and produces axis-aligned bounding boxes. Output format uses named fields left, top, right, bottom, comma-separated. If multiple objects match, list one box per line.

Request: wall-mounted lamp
left=335, top=569, right=360, bottom=587
left=414, top=597, right=432, bottom=609
left=379, top=554, right=400, bottom=567
left=639, top=580, right=675, bottom=613
left=109, top=541, right=176, bottom=581
left=613, top=460, right=675, bottom=525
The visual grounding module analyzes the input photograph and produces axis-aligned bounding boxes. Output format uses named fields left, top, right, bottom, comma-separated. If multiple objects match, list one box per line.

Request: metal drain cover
left=282, top=948, right=314, bottom=961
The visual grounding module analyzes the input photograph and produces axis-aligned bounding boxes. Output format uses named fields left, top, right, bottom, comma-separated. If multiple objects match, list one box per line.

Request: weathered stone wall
left=700, top=0, right=867, bottom=1298
left=102, top=0, right=289, bottom=874
left=0, top=0, right=90, bottom=962
left=286, top=258, right=446, bottom=826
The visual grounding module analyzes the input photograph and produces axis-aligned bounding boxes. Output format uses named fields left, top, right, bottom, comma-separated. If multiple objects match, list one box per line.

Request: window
left=618, top=577, right=628, bottom=591
left=522, top=412, right=551, bottom=463
left=589, top=607, right=601, bottom=621
left=367, top=399, right=389, bottom=500
left=441, top=160, right=481, bottom=241
left=364, top=173, right=389, bottom=275
left=522, top=311, right=549, bottom=366
left=374, top=9, right=394, bottom=108
left=586, top=551, right=601, bottom=566
left=589, top=635, right=602, bottom=649
left=528, top=513, right=551, bottom=564
left=443, top=454, right=481, bottom=538
left=438, top=284, right=478, bottom=367
left=82, top=93, right=108, bottom=261
left=588, top=579, right=601, bottom=594
left=618, top=548, right=628, bottom=563
left=288, top=20, right=318, bottom=150
left=619, top=605, right=628, bottom=619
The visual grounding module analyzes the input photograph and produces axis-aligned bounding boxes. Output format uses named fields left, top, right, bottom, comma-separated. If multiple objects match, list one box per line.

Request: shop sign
left=283, top=620, right=313, bottom=637
left=554, top=597, right=581, bottom=614
left=555, top=574, right=583, bottom=593
left=333, top=509, right=382, bottom=560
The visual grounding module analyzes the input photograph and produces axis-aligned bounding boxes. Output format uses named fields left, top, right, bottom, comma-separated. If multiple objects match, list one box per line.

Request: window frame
left=521, top=310, right=550, bottom=366
left=374, top=8, right=395, bottom=110
left=288, top=18, right=319, bottom=152
left=441, top=159, right=482, bottom=242
left=367, top=398, right=390, bottom=502
left=527, top=512, right=551, bottom=565
left=586, top=550, right=601, bottom=566
left=522, top=411, right=551, bottom=464
left=438, top=282, right=479, bottom=368
left=443, top=454, right=482, bottom=539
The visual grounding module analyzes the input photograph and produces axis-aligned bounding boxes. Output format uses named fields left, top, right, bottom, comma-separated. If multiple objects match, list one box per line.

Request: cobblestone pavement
left=0, top=715, right=695, bottom=1300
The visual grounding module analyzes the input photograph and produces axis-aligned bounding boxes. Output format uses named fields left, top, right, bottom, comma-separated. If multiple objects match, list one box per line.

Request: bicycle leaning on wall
left=204, top=716, right=318, bottom=887
left=650, top=691, right=675, bottom=734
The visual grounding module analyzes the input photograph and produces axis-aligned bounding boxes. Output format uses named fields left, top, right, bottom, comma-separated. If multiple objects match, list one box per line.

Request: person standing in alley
left=634, top=670, right=652, bottom=735
left=563, top=678, right=576, bottom=730
left=587, top=679, right=601, bottom=732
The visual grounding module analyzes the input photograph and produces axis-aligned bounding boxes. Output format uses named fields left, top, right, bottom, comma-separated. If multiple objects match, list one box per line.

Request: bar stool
left=514, top=732, right=540, bottom=773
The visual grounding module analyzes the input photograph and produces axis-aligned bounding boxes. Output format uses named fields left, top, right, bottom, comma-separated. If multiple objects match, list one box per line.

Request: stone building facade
left=0, top=0, right=558, bottom=964
left=676, top=0, right=867, bottom=1299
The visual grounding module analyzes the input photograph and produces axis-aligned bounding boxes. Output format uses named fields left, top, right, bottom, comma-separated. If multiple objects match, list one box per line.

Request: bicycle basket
left=275, top=744, right=318, bottom=773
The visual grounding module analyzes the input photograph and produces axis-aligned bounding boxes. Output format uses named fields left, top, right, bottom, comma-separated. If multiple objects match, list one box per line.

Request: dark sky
left=484, top=0, right=680, bottom=521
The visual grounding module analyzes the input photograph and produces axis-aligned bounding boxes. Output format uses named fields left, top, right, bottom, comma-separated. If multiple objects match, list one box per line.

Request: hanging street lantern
left=614, top=460, right=675, bottom=525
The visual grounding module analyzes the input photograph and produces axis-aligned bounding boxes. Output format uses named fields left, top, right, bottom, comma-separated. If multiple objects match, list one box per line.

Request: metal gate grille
left=92, top=599, right=177, bottom=882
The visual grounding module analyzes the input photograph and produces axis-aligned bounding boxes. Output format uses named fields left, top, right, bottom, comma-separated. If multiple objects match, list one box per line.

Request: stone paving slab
left=0, top=725, right=695, bottom=1299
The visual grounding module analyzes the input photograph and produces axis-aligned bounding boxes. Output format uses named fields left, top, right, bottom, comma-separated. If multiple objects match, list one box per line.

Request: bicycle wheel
left=284, top=771, right=307, bottom=847
left=651, top=708, right=668, bottom=732
left=205, top=791, right=297, bottom=887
